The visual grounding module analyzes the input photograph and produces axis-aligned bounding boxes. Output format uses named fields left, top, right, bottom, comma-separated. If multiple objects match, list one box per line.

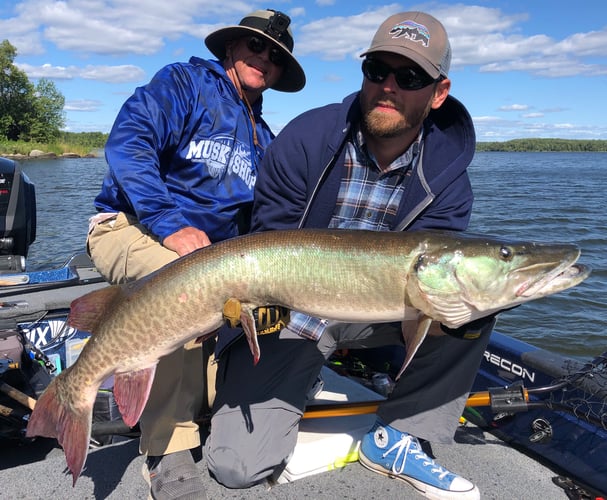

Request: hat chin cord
left=224, top=52, right=260, bottom=149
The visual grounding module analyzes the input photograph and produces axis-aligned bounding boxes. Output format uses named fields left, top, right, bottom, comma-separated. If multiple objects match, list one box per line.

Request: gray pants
left=205, top=319, right=494, bottom=488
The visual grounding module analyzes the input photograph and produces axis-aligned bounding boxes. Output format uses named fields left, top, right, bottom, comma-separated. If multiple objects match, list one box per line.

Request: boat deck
left=0, top=369, right=576, bottom=499
left=0, top=418, right=570, bottom=499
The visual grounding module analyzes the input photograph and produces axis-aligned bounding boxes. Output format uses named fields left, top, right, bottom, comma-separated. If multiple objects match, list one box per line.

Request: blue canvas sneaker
left=359, top=420, right=479, bottom=500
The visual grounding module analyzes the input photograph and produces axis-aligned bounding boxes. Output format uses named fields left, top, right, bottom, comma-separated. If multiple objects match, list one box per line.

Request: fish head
left=406, top=232, right=591, bottom=328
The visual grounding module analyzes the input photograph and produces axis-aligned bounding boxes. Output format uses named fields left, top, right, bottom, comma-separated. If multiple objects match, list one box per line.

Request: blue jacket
left=252, top=91, right=476, bottom=233
left=94, top=57, right=274, bottom=243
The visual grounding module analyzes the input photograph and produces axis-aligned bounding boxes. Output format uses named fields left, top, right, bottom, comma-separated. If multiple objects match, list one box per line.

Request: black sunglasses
left=246, top=36, right=286, bottom=66
left=361, top=58, right=439, bottom=91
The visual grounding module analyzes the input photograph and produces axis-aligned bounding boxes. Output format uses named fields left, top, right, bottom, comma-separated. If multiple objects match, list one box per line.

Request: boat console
left=0, top=157, right=36, bottom=272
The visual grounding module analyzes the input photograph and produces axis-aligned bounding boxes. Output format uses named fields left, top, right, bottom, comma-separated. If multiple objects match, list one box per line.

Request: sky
left=2, top=0, right=606, bottom=142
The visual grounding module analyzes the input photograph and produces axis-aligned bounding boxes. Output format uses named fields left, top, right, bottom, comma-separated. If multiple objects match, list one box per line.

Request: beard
left=362, top=97, right=432, bottom=138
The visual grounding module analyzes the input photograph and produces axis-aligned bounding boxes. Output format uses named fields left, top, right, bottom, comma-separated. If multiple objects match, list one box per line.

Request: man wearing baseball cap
left=208, top=11, right=488, bottom=499
left=87, top=9, right=304, bottom=499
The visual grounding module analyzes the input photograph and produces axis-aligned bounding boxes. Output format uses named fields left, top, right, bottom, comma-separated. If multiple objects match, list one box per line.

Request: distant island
left=2, top=136, right=606, bottom=158
left=476, top=138, right=607, bottom=152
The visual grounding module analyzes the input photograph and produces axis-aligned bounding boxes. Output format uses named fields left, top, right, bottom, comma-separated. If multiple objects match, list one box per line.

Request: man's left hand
left=163, top=226, right=212, bottom=256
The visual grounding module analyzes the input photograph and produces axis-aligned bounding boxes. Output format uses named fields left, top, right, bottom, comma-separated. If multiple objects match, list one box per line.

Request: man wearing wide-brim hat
left=205, top=9, right=305, bottom=93
left=87, top=9, right=305, bottom=500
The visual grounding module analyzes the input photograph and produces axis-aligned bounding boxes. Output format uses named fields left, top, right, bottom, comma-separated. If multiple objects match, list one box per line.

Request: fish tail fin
left=26, top=370, right=93, bottom=485
left=68, top=285, right=125, bottom=332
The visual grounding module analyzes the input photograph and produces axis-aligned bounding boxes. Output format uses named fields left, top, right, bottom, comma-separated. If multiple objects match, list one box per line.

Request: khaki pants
left=87, top=212, right=215, bottom=456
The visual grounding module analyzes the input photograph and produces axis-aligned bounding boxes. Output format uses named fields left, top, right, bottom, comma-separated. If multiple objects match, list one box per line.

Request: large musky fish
left=25, top=229, right=590, bottom=483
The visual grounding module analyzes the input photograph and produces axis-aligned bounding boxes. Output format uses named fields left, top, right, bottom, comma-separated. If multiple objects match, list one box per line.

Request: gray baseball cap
left=360, top=12, right=451, bottom=79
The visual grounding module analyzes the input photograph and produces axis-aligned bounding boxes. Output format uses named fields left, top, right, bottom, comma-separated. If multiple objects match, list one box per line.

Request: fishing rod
left=5, top=348, right=605, bottom=439
left=303, top=350, right=607, bottom=431
left=302, top=383, right=526, bottom=419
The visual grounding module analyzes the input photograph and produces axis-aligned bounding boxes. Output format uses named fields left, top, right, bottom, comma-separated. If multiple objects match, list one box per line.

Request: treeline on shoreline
left=0, top=131, right=109, bottom=157
left=1, top=135, right=606, bottom=158
left=477, top=138, right=607, bottom=152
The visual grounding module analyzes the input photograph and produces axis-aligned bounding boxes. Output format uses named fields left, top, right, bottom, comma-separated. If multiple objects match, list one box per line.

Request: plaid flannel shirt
left=288, top=127, right=421, bottom=341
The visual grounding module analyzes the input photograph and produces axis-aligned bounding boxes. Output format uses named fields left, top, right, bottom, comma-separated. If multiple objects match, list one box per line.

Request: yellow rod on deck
left=302, top=389, right=529, bottom=419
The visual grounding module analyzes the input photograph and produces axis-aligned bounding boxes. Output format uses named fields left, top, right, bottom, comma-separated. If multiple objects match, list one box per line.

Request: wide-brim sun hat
left=205, top=9, right=306, bottom=93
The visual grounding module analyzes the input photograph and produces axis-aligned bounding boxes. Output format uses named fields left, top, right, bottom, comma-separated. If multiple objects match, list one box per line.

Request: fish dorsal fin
left=113, top=365, right=157, bottom=428
left=68, top=285, right=124, bottom=333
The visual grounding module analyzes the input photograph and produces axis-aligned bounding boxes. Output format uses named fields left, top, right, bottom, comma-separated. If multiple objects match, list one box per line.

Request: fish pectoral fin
left=424, top=296, right=474, bottom=329
left=113, top=365, right=157, bottom=428
left=240, top=304, right=261, bottom=366
left=395, top=315, right=433, bottom=380
left=221, top=298, right=261, bottom=365
left=68, top=285, right=125, bottom=333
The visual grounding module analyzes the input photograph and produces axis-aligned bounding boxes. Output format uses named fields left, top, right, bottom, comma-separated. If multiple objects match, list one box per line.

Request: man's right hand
left=163, top=226, right=211, bottom=256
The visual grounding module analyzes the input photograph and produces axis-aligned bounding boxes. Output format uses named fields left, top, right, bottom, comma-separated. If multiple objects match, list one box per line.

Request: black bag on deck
left=0, top=322, right=52, bottom=441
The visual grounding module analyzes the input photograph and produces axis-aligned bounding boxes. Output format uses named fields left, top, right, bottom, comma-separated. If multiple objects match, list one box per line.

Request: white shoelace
left=383, top=434, right=450, bottom=480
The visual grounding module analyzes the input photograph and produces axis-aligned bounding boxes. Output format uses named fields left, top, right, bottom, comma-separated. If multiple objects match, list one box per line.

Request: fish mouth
left=516, top=260, right=591, bottom=298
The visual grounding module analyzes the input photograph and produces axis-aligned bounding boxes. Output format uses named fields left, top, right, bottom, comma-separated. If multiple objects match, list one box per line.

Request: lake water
left=18, top=152, right=607, bottom=360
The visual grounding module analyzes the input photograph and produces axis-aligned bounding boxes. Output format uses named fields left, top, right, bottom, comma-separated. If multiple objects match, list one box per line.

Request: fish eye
left=414, top=254, right=426, bottom=271
left=499, top=246, right=513, bottom=261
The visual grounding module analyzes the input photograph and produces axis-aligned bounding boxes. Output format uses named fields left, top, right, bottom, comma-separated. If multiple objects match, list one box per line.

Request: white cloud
left=297, top=4, right=400, bottom=60
left=323, top=73, right=343, bottom=82
left=290, top=8, right=306, bottom=18
left=473, top=116, right=509, bottom=123
left=79, top=65, right=146, bottom=83
left=548, top=29, right=607, bottom=57
left=480, top=56, right=607, bottom=77
left=8, top=1, right=607, bottom=81
left=295, top=3, right=607, bottom=79
left=5, top=0, right=257, bottom=57
left=64, top=99, right=102, bottom=112
left=4, top=1, right=606, bottom=139
left=16, top=62, right=146, bottom=83
left=499, top=104, right=529, bottom=111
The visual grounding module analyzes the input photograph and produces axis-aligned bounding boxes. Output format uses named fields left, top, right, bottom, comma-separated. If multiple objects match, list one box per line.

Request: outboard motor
left=0, top=157, right=36, bottom=272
